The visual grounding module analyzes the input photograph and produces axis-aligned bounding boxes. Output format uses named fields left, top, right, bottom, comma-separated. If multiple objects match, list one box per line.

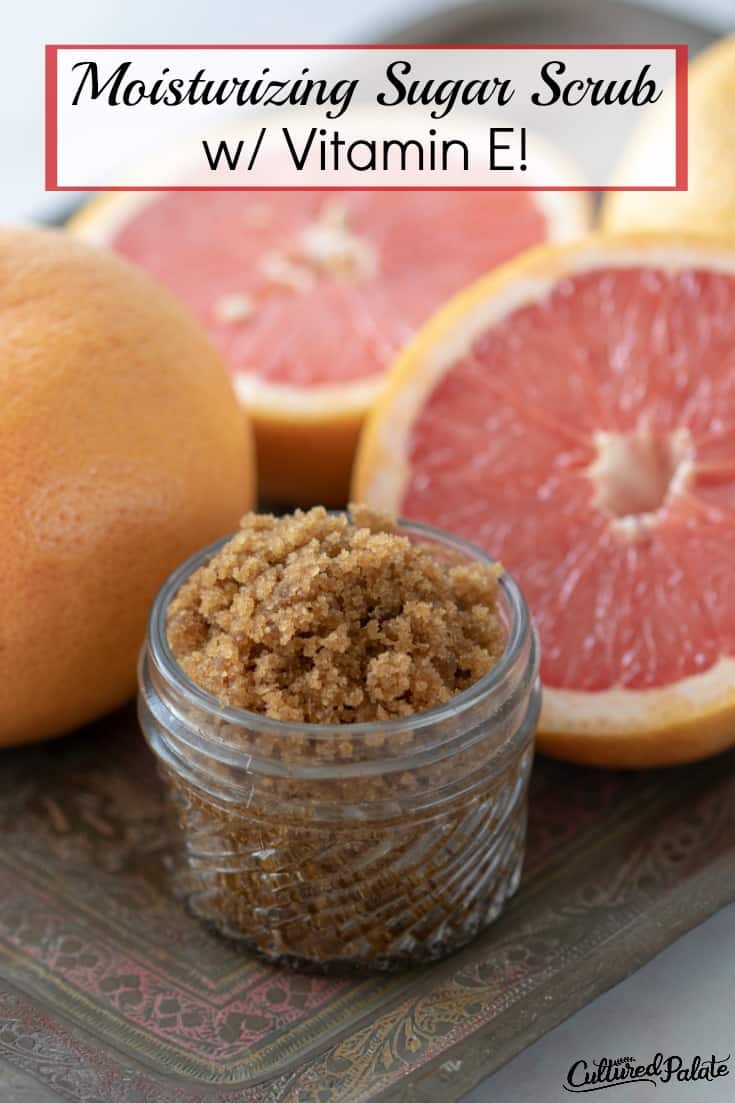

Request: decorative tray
left=1, top=708, right=734, bottom=1101
left=8, top=3, right=731, bottom=1102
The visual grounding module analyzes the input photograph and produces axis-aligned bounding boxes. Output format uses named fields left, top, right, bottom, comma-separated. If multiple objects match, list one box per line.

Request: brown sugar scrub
left=166, top=505, right=505, bottom=724
left=139, top=508, right=541, bottom=971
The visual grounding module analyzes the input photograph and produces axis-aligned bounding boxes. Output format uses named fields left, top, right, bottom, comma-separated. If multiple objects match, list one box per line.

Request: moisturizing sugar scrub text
left=70, top=59, right=663, bottom=115
left=51, top=45, right=682, bottom=189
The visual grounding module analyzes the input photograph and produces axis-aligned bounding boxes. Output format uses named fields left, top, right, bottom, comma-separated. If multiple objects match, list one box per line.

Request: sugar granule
left=167, top=505, right=504, bottom=723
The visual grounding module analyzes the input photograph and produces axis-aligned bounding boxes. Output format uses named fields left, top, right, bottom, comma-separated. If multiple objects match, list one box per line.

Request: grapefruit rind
left=0, top=226, right=255, bottom=746
left=539, top=658, right=735, bottom=768
left=352, top=233, right=735, bottom=767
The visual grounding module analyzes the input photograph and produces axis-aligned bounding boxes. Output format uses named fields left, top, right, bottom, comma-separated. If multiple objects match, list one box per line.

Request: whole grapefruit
left=0, top=226, right=254, bottom=746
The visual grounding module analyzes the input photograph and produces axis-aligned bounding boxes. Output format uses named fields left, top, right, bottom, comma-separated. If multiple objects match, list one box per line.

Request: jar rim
left=147, top=516, right=534, bottom=740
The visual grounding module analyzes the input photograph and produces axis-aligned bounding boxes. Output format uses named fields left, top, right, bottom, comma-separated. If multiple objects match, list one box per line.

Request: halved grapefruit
left=602, top=36, right=735, bottom=237
left=353, top=234, right=735, bottom=768
left=71, top=181, right=589, bottom=506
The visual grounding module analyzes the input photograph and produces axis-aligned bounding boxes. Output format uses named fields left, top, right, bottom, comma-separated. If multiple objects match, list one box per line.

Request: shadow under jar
left=138, top=521, right=541, bottom=973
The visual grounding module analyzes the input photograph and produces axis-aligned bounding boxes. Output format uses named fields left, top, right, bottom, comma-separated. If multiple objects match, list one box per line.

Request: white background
left=3, top=2, right=735, bottom=1101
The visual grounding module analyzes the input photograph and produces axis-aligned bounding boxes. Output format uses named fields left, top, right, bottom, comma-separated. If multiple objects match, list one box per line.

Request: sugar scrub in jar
left=138, top=505, right=540, bottom=971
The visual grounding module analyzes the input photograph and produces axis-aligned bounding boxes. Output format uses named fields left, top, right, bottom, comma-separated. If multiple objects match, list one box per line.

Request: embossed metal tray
left=2, top=710, right=735, bottom=1102
left=4, top=2, right=733, bottom=1101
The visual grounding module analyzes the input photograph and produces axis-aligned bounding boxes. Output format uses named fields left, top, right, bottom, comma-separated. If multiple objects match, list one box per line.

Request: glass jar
left=138, top=520, right=541, bottom=972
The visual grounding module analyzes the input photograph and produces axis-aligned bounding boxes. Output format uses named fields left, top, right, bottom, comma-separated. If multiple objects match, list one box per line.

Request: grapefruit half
left=602, top=36, right=735, bottom=237
left=71, top=181, right=589, bottom=506
left=353, top=234, right=735, bottom=768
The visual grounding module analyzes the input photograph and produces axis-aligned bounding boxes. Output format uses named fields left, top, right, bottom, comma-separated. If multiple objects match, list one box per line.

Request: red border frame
left=44, top=43, right=688, bottom=193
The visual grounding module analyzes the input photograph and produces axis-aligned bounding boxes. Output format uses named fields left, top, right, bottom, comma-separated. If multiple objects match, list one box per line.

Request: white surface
left=2, top=4, right=735, bottom=1103
left=464, top=902, right=735, bottom=1102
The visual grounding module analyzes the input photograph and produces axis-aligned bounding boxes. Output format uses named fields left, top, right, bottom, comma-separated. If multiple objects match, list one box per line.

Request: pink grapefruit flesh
left=109, top=192, right=561, bottom=385
left=354, top=236, right=735, bottom=766
left=72, top=188, right=588, bottom=504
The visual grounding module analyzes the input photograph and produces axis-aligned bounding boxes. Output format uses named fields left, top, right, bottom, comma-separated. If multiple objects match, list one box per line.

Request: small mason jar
left=138, top=520, right=540, bottom=972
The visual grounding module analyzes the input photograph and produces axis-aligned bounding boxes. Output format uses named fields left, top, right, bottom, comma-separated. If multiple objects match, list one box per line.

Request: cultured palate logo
left=563, top=1053, right=731, bottom=1093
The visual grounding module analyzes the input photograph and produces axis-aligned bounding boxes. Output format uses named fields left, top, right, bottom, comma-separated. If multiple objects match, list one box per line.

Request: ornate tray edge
left=379, top=854, right=735, bottom=1102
